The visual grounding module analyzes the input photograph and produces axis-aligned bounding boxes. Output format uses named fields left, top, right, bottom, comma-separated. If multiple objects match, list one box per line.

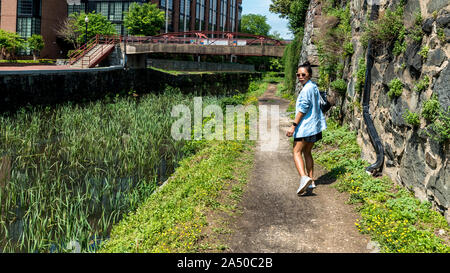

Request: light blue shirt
left=294, top=80, right=327, bottom=138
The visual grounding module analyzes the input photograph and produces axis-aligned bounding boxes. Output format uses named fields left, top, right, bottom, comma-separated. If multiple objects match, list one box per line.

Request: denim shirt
left=294, top=80, right=327, bottom=138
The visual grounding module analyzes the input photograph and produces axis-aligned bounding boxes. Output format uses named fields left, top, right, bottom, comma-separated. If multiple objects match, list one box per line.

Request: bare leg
left=303, top=142, right=315, bottom=180
left=293, top=140, right=308, bottom=177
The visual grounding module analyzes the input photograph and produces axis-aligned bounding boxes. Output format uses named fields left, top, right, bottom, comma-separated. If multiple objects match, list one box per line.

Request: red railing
left=68, top=36, right=99, bottom=65
left=69, top=35, right=122, bottom=68
left=68, top=32, right=287, bottom=68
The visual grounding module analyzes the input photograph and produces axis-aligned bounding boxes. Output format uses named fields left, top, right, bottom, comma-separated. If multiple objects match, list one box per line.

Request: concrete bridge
left=69, top=32, right=288, bottom=69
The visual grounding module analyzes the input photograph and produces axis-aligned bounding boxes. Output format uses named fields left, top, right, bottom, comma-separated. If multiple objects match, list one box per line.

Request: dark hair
left=298, top=61, right=313, bottom=77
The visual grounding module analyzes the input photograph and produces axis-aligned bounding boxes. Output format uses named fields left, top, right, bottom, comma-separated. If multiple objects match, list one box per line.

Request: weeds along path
left=226, top=84, right=371, bottom=253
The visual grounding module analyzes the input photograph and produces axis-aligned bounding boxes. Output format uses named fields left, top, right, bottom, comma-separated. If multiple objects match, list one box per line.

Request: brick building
left=0, top=0, right=67, bottom=58
left=0, top=0, right=243, bottom=59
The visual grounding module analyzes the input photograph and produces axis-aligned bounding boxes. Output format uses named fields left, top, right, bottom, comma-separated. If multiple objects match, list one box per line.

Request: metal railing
left=69, top=35, right=121, bottom=68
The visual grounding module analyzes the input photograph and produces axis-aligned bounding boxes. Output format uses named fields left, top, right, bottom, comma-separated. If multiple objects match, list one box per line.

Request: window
left=96, top=2, right=109, bottom=17
left=109, top=2, right=122, bottom=21
left=68, top=3, right=85, bottom=15
left=17, top=17, right=40, bottom=38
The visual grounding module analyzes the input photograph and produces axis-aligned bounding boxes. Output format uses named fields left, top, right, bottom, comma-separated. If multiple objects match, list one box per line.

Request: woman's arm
left=286, top=111, right=305, bottom=137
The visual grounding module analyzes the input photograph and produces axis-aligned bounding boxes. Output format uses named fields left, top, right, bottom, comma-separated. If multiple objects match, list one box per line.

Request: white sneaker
left=297, top=176, right=312, bottom=195
left=309, top=181, right=316, bottom=189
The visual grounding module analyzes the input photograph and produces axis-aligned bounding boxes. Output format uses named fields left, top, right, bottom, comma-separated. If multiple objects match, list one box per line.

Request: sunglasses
left=296, top=73, right=308, bottom=77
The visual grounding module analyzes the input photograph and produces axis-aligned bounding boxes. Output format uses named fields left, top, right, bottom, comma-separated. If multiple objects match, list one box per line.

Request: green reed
left=0, top=87, right=225, bottom=253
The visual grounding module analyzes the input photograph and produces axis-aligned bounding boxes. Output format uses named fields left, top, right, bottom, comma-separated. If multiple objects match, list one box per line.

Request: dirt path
left=226, top=84, right=371, bottom=253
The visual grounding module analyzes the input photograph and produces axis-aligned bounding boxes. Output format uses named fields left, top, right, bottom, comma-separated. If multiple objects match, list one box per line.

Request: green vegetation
left=437, top=28, right=446, bottom=43
left=281, top=30, right=303, bottom=94
left=403, top=110, right=420, bottom=127
left=355, top=57, right=366, bottom=94
left=27, top=34, right=45, bottom=61
left=314, top=120, right=450, bottom=253
left=428, top=107, right=450, bottom=144
left=418, top=45, right=429, bottom=59
left=421, top=94, right=440, bottom=122
left=387, top=78, right=404, bottom=99
left=316, top=2, right=352, bottom=91
left=0, top=88, right=202, bottom=252
left=123, top=3, right=165, bottom=36
left=240, top=14, right=271, bottom=36
left=0, top=72, right=270, bottom=252
left=414, top=75, right=430, bottom=93
left=100, top=140, right=254, bottom=252
left=408, top=11, right=424, bottom=43
left=57, top=12, right=116, bottom=48
left=0, top=59, right=55, bottom=64
left=361, top=4, right=406, bottom=56
left=330, top=79, right=347, bottom=94
left=0, top=29, right=25, bottom=60
left=269, top=0, right=310, bottom=33
left=100, top=77, right=272, bottom=252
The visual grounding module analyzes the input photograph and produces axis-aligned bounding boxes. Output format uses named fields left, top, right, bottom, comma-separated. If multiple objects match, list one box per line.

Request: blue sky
left=241, top=0, right=293, bottom=40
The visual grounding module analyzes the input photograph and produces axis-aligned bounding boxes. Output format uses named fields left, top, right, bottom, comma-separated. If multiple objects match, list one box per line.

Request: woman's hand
left=286, top=125, right=296, bottom=137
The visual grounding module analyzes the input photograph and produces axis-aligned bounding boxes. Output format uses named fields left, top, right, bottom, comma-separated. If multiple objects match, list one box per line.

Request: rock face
left=298, top=0, right=450, bottom=223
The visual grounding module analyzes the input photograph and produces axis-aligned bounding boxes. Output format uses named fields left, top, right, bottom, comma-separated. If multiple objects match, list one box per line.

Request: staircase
left=69, top=35, right=121, bottom=69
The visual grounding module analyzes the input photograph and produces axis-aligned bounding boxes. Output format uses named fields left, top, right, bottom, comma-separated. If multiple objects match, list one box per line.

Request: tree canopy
left=270, top=0, right=310, bottom=33
left=0, top=29, right=25, bottom=60
left=240, top=14, right=271, bottom=36
left=27, top=34, right=45, bottom=60
left=57, top=12, right=116, bottom=48
left=123, top=3, right=165, bottom=36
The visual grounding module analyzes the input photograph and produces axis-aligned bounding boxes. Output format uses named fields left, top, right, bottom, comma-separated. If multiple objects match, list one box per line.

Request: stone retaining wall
left=0, top=67, right=261, bottom=113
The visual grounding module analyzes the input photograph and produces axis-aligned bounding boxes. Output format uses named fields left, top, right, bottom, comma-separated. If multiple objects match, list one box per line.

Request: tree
left=270, top=0, right=310, bottom=33
left=240, top=14, right=271, bottom=36
left=269, top=0, right=294, bottom=18
left=0, top=29, right=25, bottom=60
left=27, top=34, right=45, bottom=60
left=123, top=3, right=165, bottom=36
left=55, top=17, right=79, bottom=48
left=57, top=12, right=116, bottom=48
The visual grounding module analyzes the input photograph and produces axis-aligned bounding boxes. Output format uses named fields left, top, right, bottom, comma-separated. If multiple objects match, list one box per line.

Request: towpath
left=226, top=84, right=371, bottom=253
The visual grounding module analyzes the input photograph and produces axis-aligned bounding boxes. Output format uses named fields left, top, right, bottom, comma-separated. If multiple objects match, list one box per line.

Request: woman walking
left=286, top=61, right=327, bottom=195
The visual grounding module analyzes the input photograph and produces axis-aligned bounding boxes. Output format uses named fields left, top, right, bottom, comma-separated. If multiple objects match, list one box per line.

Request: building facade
left=0, top=0, right=242, bottom=59
left=66, top=0, right=242, bottom=35
left=0, top=0, right=67, bottom=58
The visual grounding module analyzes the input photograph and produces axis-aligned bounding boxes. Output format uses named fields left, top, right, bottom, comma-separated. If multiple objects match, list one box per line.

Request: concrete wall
left=147, top=58, right=255, bottom=72
left=126, top=43, right=286, bottom=58
left=0, top=67, right=261, bottom=113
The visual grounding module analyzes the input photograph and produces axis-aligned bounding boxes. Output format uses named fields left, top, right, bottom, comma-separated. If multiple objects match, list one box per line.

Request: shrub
left=387, top=78, right=404, bottom=99
left=362, top=5, right=406, bottom=53
left=355, top=58, right=366, bottom=94
left=421, top=94, right=440, bottom=122
left=408, top=11, right=424, bottom=43
left=418, top=45, right=429, bottom=59
left=429, top=107, right=450, bottom=143
left=282, top=30, right=303, bottom=94
left=330, top=79, right=347, bottom=94
left=437, top=28, right=446, bottom=43
left=414, top=75, right=430, bottom=93
left=403, top=110, right=420, bottom=127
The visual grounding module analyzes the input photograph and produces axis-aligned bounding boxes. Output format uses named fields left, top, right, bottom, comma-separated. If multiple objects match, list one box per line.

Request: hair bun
left=303, top=61, right=311, bottom=66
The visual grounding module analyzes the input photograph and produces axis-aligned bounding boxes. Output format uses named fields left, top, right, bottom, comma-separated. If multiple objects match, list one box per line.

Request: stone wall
left=299, top=0, right=450, bottom=222
left=147, top=58, right=255, bottom=72
left=0, top=67, right=261, bottom=113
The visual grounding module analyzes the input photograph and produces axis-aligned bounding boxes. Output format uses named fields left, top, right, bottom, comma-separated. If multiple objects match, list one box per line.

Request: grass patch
left=99, top=140, right=254, bottom=253
left=314, top=119, right=450, bottom=253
